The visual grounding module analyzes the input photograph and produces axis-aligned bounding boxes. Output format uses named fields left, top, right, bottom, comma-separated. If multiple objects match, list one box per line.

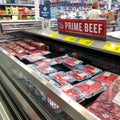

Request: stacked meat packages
left=0, top=34, right=120, bottom=115
left=88, top=77, right=120, bottom=120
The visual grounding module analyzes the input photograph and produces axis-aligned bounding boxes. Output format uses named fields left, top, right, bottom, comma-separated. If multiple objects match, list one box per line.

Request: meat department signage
left=58, top=19, right=106, bottom=40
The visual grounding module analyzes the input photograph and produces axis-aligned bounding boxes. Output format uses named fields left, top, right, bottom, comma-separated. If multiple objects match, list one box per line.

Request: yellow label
left=103, top=43, right=120, bottom=53
left=23, top=30, right=28, bottom=32
left=78, top=38, right=94, bottom=46
left=64, top=36, right=77, bottom=42
left=50, top=33, right=59, bottom=38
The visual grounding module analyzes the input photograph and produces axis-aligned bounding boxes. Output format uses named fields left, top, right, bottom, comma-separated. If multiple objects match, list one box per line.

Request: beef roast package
left=88, top=77, right=120, bottom=120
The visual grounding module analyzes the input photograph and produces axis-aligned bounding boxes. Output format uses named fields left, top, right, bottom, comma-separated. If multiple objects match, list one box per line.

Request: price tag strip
left=63, top=36, right=77, bottom=42
left=77, top=38, right=94, bottom=46
left=49, top=33, right=59, bottom=38
left=103, top=43, right=120, bottom=53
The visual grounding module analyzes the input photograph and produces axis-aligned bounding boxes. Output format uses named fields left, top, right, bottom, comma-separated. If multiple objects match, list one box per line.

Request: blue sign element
left=40, top=5, right=51, bottom=19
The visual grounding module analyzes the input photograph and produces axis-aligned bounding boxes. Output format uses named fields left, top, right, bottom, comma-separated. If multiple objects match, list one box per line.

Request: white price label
left=86, top=80, right=94, bottom=85
left=74, top=60, right=80, bottom=64
left=78, top=72, right=87, bottom=77
left=112, top=92, right=120, bottom=106
left=104, top=72, right=111, bottom=76
left=63, top=76, right=71, bottom=80
left=92, top=68, right=99, bottom=73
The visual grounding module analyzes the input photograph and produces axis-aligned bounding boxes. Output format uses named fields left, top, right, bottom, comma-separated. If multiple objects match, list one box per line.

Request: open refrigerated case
left=0, top=29, right=120, bottom=120
left=0, top=20, right=43, bottom=33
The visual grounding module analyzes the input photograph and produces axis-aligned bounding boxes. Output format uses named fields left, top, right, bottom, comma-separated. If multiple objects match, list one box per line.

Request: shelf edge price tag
left=103, top=43, right=120, bottom=53
left=78, top=38, right=94, bottom=46
left=63, top=36, right=77, bottom=42
left=50, top=33, right=59, bottom=38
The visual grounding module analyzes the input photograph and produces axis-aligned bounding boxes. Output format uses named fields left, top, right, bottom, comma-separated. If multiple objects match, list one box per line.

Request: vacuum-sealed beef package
left=88, top=77, right=120, bottom=120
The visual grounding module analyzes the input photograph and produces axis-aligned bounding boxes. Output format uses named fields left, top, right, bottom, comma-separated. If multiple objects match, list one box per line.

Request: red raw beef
left=23, top=45, right=36, bottom=52
left=93, top=72, right=119, bottom=87
left=7, top=42, right=17, bottom=49
left=35, top=59, right=52, bottom=66
left=37, top=65, right=56, bottom=74
left=63, top=88, right=80, bottom=100
left=23, top=38, right=34, bottom=44
left=75, top=80, right=104, bottom=98
left=64, top=58, right=81, bottom=67
left=81, top=65, right=101, bottom=76
left=31, top=50, right=50, bottom=55
left=13, top=46, right=26, bottom=54
left=68, top=70, right=90, bottom=81
left=24, top=53, right=44, bottom=62
left=54, top=55, right=68, bottom=63
left=31, top=41, right=46, bottom=50
left=51, top=72, right=73, bottom=84
left=4, top=48, right=17, bottom=56
left=15, top=41, right=27, bottom=46
left=88, top=77, right=120, bottom=120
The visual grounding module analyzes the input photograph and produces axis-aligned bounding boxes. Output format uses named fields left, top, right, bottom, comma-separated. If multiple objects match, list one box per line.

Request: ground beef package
left=88, top=77, right=120, bottom=120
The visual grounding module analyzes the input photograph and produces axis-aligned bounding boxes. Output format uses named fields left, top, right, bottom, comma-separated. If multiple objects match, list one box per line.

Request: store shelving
left=0, top=3, right=34, bottom=7
left=0, top=20, right=43, bottom=33
left=0, top=0, right=35, bottom=20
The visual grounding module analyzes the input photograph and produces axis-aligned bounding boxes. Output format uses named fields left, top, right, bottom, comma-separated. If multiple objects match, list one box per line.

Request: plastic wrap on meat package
left=67, top=69, right=91, bottom=82
left=77, top=64, right=102, bottom=76
left=92, top=71, right=119, bottom=87
left=36, top=65, right=57, bottom=74
left=49, top=71, right=76, bottom=85
left=74, top=79, right=106, bottom=99
left=54, top=54, right=69, bottom=64
left=59, top=84, right=85, bottom=102
left=23, top=38, right=34, bottom=44
left=31, top=41, right=47, bottom=50
left=30, top=50, right=51, bottom=55
left=7, top=42, right=17, bottom=49
left=63, top=57, right=83, bottom=68
left=35, top=58, right=57, bottom=66
left=24, top=53, right=45, bottom=62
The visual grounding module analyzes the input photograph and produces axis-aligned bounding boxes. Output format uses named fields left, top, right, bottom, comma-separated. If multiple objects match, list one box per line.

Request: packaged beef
left=23, top=38, right=34, bottom=44
left=24, top=53, right=45, bottom=62
left=92, top=71, right=119, bottom=87
left=49, top=71, right=76, bottom=85
left=3, top=47, right=17, bottom=56
left=59, top=84, right=84, bottom=102
left=16, top=53, right=27, bottom=60
left=13, top=46, right=26, bottom=54
left=23, top=45, right=36, bottom=52
left=35, top=59, right=57, bottom=66
left=31, top=50, right=51, bottom=55
left=0, top=43, right=8, bottom=47
left=63, top=57, right=83, bottom=68
left=36, top=65, right=57, bottom=74
left=88, top=77, right=120, bottom=120
left=54, top=54, right=68, bottom=64
left=78, top=64, right=102, bottom=76
left=7, top=42, right=17, bottom=49
left=31, top=41, right=46, bottom=50
left=68, top=69, right=91, bottom=82
left=15, top=41, right=27, bottom=46
left=74, top=80, right=105, bottom=98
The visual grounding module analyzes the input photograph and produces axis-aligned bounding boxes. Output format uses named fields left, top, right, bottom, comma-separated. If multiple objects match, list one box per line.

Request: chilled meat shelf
left=0, top=31, right=120, bottom=120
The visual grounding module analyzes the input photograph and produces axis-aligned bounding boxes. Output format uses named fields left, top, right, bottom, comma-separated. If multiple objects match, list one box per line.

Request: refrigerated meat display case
left=0, top=30, right=120, bottom=120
